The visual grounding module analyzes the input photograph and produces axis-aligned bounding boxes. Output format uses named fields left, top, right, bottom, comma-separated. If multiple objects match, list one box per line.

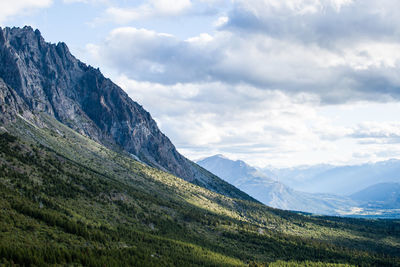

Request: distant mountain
left=350, top=183, right=400, bottom=209
left=0, top=26, right=253, bottom=201
left=261, top=164, right=335, bottom=190
left=197, top=155, right=356, bottom=215
left=262, top=160, right=400, bottom=195
left=197, top=154, right=267, bottom=185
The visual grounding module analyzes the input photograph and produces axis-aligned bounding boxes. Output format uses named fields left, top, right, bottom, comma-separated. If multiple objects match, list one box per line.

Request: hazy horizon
left=196, top=153, right=400, bottom=170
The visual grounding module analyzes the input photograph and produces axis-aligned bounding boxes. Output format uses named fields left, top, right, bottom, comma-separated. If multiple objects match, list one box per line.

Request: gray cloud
left=225, top=0, right=400, bottom=47
left=348, top=122, right=400, bottom=144
left=92, top=24, right=400, bottom=104
left=94, top=28, right=221, bottom=84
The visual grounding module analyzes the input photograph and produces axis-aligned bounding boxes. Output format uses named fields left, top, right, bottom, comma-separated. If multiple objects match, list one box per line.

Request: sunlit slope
left=0, top=116, right=399, bottom=266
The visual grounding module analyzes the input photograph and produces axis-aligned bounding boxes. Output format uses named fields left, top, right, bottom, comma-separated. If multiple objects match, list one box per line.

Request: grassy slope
left=0, top=115, right=399, bottom=266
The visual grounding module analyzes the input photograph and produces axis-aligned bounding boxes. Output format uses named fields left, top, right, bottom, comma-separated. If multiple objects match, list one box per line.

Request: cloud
left=63, top=0, right=109, bottom=3
left=90, top=0, right=229, bottom=26
left=88, top=27, right=221, bottom=84
left=63, top=0, right=92, bottom=3
left=225, top=0, right=400, bottom=46
left=114, top=74, right=356, bottom=166
left=150, top=0, right=192, bottom=15
left=98, top=0, right=192, bottom=24
left=111, top=72, right=400, bottom=166
left=350, top=122, right=400, bottom=144
left=0, top=0, right=52, bottom=24
left=91, top=25, right=400, bottom=103
left=214, top=16, right=229, bottom=27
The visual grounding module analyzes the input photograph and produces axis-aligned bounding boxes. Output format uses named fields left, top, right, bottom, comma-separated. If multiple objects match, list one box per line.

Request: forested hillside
left=0, top=116, right=399, bottom=266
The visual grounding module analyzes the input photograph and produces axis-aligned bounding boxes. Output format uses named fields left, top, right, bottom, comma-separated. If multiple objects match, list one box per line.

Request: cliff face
left=0, top=26, right=254, bottom=201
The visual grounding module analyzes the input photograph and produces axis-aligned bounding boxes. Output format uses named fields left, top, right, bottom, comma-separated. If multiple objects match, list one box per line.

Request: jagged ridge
left=0, top=26, right=253, bottom=201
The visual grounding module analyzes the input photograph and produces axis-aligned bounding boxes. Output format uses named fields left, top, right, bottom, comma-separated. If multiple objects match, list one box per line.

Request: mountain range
left=263, top=160, right=400, bottom=195
left=0, top=26, right=399, bottom=265
left=198, top=155, right=400, bottom=217
left=350, top=182, right=400, bottom=209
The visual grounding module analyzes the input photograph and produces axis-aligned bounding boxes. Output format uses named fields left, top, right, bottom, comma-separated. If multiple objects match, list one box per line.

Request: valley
left=198, top=155, right=400, bottom=218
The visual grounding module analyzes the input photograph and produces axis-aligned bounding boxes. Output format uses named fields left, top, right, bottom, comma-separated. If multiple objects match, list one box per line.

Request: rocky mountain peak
left=0, top=26, right=254, bottom=201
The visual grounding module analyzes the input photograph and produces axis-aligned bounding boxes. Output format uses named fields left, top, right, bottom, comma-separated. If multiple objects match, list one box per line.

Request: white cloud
left=63, top=0, right=92, bottom=3
left=115, top=74, right=359, bottom=166
left=342, top=42, right=400, bottom=70
left=186, top=33, right=213, bottom=44
left=351, top=122, right=400, bottom=141
left=63, top=0, right=110, bottom=3
left=0, top=0, right=52, bottom=24
left=230, top=0, right=354, bottom=17
left=151, top=0, right=192, bottom=15
left=101, top=0, right=192, bottom=24
left=214, top=16, right=229, bottom=27
left=111, top=72, right=400, bottom=167
left=329, top=0, right=353, bottom=11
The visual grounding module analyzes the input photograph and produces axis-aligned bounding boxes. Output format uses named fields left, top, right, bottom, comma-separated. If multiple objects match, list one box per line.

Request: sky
left=2, top=0, right=400, bottom=168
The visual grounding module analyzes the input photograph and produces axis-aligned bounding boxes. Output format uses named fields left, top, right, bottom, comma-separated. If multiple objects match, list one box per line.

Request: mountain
left=196, top=154, right=267, bottom=185
left=350, top=183, right=400, bottom=209
left=1, top=26, right=400, bottom=265
left=262, top=160, right=400, bottom=195
left=0, top=26, right=252, bottom=201
left=261, top=164, right=335, bottom=190
left=197, top=155, right=356, bottom=215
